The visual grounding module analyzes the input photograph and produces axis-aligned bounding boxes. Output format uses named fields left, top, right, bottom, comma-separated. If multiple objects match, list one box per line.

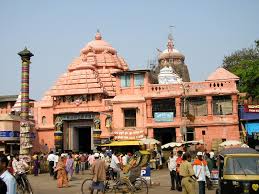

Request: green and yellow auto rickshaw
left=216, top=147, right=259, bottom=194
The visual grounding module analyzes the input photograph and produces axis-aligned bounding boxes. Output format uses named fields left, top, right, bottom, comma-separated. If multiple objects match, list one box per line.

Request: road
left=28, top=168, right=216, bottom=194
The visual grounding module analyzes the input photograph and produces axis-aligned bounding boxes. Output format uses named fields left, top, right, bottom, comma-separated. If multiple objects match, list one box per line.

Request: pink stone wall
left=195, top=125, right=240, bottom=150
left=33, top=130, right=55, bottom=153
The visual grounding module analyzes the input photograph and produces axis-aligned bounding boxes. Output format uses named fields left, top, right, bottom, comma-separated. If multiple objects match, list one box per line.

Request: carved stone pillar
left=146, top=99, right=152, bottom=119
left=232, top=95, right=238, bottom=115
left=54, top=117, right=63, bottom=152
left=206, top=96, right=212, bottom=117
left=175, top=97, right=181, bottom=118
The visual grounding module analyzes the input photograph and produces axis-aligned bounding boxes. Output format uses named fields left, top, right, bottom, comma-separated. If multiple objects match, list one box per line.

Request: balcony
left=146, top=80, right=238, bottom=97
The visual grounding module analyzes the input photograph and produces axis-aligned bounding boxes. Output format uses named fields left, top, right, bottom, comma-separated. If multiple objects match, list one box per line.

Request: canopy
left=219, top=140, right=242, bottom=147
left=161, top=140, right=204, bottom=149
left=140, top=137, right=160, bottom=145
left=161, top=142, right=183, bottom=149
left=184, top=140, right=204, bottom=145
left=101, top=140, right=143, bottom=147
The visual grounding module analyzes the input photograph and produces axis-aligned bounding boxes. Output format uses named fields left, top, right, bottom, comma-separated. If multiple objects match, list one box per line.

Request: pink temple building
left=34, top=31, right=240, bottom=152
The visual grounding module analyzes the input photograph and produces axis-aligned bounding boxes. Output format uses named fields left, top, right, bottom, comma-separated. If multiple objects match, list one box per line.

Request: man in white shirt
left=168, top=151, right=177, bottom=190
left=47, top=151, right=56, bottom=176
left=110, top=152, right=121, bottom=180
left=122, top=153, right=128, bottom=166
left=0, top=155, right=16, bottom=194
left=193, top=152, right=211, bottom=194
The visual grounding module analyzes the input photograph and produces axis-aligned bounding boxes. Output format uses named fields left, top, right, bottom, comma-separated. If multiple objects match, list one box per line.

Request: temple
left=151, top=33, right=190, bottom=83
left=33, top=31, right=241, bottom=152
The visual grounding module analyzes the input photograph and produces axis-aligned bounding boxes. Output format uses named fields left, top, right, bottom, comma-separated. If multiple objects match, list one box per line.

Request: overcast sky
left=0, top=0, right=259, bottom=100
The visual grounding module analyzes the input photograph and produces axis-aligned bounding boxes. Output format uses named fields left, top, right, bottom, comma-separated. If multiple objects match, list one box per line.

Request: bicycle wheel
left=24, top=177, right=33, bottom=194
left=16, top=183, right=24, bottom=194
left=81, top=178, right=94, bottom=194
left=114, top=181, right=134, bottom=194
left=104, top=180, right=113, bottom=193
left=132, top=178, right=148, bottom=194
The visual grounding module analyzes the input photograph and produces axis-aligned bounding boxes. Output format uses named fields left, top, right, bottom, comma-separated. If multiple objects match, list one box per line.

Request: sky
left=0, top=0, right=259, bottom=100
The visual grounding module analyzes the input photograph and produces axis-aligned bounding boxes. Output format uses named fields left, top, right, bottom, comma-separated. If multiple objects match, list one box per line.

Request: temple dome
left=158, top=48, right=185, bottom=61
left=81, top=31, right=116, bottom=55
left=43, top=31, right=129, bottom=98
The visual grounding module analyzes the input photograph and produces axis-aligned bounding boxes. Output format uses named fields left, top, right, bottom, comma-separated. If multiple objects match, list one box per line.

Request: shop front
left=0, top=130, right=20, bottom=154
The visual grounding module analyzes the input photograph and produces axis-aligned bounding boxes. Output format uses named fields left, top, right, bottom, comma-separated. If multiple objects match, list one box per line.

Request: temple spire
left=95, top=29, right=102, bottom=40
left=167, top=33, right=174, bottom=52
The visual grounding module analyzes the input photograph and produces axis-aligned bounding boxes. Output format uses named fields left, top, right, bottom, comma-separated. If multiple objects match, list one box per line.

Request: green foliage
left=222, top=40, right=259, bottom=98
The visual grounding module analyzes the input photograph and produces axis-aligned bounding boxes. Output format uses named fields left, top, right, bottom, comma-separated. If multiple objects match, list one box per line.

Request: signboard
left=154, top=112, right=174, bottom=122
left=0, top=131, right=35, bottom=140
left=111, top=129, right=144, bottom=140
left=0, top=131, right=20, bottom=138
left=244, top=104, right=259, bottom=113
left=59, top=113, right=96, bottom=121
left=141, top=166, right=151, bottom=182
left=211, top=170, right=219, bottom=185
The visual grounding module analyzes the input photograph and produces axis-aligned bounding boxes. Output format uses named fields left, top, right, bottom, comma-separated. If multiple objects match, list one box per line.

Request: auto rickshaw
left=216, top=147, right=259, bottom=194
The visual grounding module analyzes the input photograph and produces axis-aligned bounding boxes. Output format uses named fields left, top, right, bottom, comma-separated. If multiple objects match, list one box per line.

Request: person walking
left=175, top=150, right=183, bottom=191
left=179, top=152, right=196, bottom=194
left=0, top=155, right=16, bottom=194
left=33, top=155, right=40, bottom=176
left=167, top=151, right=177, bottom=190
left=205, top=153, right=213, bottom=190
left=110, top=152, right=121, bottom=180
left=193, top=152, right=211, bottom=194
left=90, top=153, right=107, bottom=194
left=79, top=153, right=87, bottom=174
left=65, top=154, right=74, bottom=181
left=47, top=151, right=55, bottom=177
left=55, top=155, right=68, bottom=188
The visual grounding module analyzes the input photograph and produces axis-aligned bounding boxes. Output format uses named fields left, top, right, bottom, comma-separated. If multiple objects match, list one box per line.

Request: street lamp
left=18, top=47, right=34, bottom=157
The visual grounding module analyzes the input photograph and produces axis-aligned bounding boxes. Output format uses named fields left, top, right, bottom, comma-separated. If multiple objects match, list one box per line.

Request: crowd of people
left=45, top=150, right=135, bottom=189
left=168, top=149, right=217, bottom=194
left=1, top=146, right=218, bottom=194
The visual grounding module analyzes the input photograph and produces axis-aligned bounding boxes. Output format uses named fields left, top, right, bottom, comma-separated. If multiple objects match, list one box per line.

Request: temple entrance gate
left=73, top=126, right=92, bottom=153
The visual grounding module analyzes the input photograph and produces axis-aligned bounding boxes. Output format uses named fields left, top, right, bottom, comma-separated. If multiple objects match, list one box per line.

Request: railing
left=147, top=80, right=237, bottom=95
left=148, top=84, right=182, bottom=93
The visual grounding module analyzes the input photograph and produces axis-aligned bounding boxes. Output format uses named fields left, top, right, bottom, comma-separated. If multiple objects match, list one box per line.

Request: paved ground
left=28, top=169, right=216, bottom=194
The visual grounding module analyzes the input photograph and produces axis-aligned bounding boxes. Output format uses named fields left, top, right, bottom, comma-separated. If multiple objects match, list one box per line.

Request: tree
left=222, top=40, right=259, bottom=98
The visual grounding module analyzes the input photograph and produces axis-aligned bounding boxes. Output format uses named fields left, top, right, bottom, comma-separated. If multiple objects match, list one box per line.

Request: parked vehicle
left=216, top=147, right=259, bottom=194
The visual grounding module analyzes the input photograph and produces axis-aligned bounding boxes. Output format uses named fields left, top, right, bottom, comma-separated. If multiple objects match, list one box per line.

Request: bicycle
left=81, top=169, right=134, bottom=194
left=15, top=170, right=33, bottom=194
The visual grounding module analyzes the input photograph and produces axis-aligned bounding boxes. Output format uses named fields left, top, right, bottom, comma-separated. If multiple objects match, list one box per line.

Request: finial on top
left=167, top=25, right=175, bottom=52
left=167, top=33, right=174, bottom=52
left=95, top=29, right=102, bottom=40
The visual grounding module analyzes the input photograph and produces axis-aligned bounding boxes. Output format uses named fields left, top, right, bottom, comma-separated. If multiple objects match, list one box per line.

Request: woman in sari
left=33, top=155, right=40, bottom=176
left=66, top=154, right=74, bottom=181
left=54, top=156, right=68, bottom=188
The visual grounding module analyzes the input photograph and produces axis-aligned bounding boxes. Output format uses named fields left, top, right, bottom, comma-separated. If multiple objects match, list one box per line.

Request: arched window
left=42, top=116, right=46, bottom=125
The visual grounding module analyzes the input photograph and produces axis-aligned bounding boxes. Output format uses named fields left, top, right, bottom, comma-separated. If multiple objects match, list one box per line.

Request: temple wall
left=195, top=125, right=240, bottom=150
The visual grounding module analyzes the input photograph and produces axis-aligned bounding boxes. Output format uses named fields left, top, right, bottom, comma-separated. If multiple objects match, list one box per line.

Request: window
left=182, top=97, right=207, bottom=116
left=213, top=96, right=232, bottom=115
left=134, top=74, right=144, bottom=86
left=124, top=109, right=136, bottom=127
left=42, top=116, right=46, bottom=125
left=186, top=128, right=195, bottom=141
left=152, top=99, right=176, bottom=117
left=120, top=74, right=131, bottom=87
left=225, top=157, right=259, bottom=175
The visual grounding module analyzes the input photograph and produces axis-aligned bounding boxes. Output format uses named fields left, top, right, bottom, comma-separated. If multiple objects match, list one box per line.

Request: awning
left=100, top=140, right=143, bottom=147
